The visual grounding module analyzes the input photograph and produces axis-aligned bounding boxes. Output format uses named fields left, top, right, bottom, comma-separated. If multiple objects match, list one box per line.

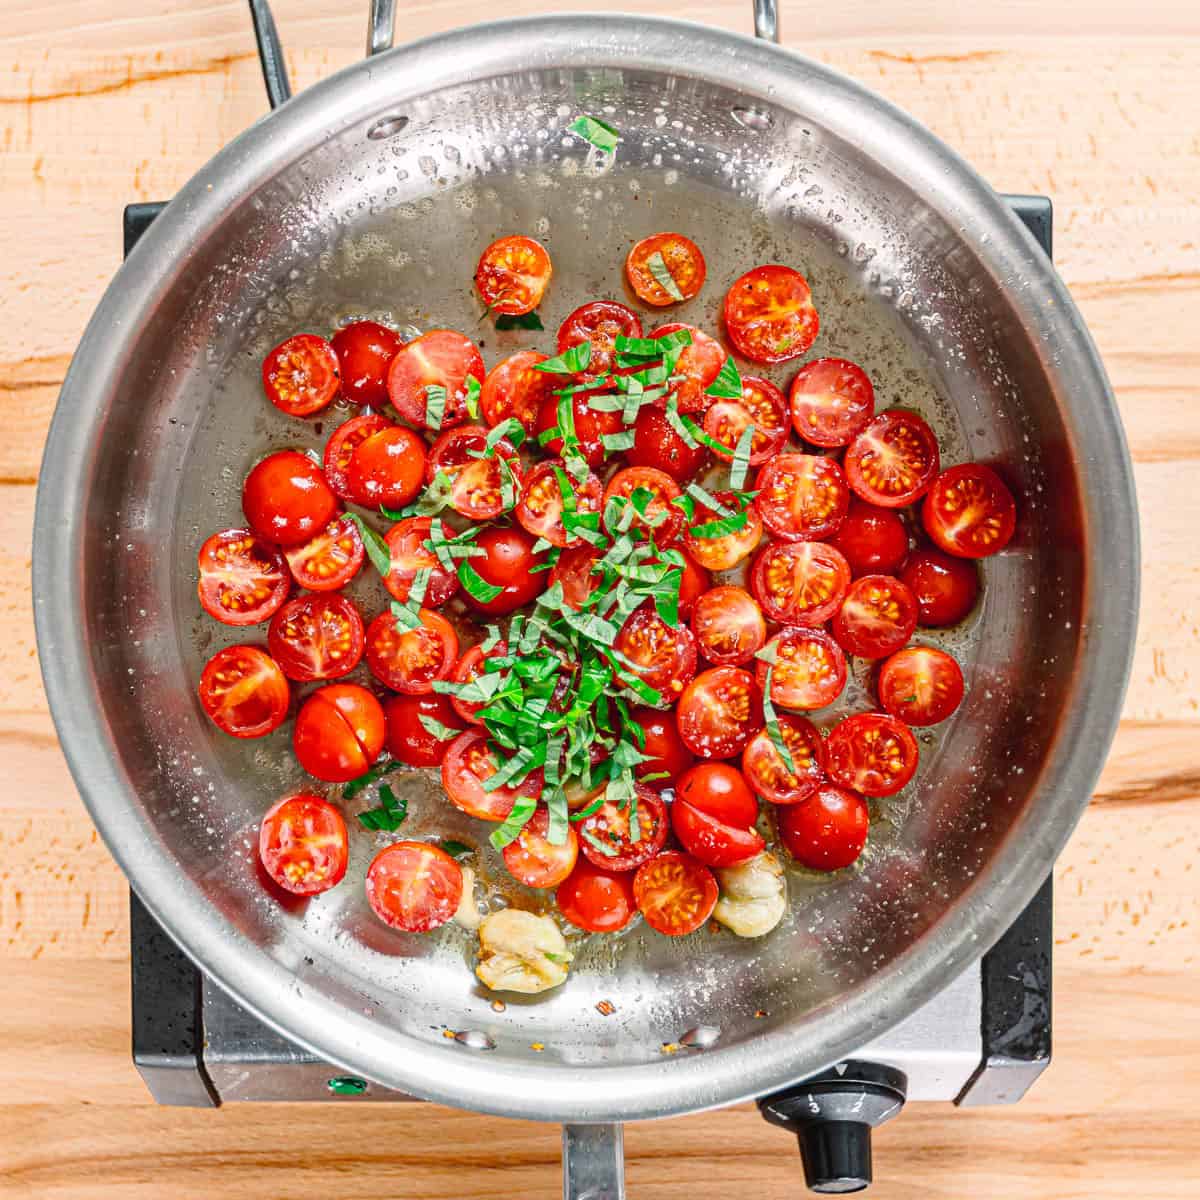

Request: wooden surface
left=2, top=1, right=1199, bottom=1195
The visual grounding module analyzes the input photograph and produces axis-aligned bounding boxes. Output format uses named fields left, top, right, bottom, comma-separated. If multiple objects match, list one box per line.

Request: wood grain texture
left=2, top=0, right=1198, bottom=1196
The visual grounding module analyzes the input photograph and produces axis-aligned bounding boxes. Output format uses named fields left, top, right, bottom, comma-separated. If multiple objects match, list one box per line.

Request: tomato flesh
left=330, top=320, right=403, bottom=407
left=789, top=357, right=875, bottom=448
left=366, top=841, right=463, bottom=933
left=742, top=715, right=826, bottom=805
left=198, top=645, right=290, bottom=739
left=614, top=605, right=697, bottom=702
left=387, top=329, right=484, bottom=428
left=427, top=424, right=521, bottom=521
left=383, top=517, right=459, bottom=606
left=480, top=351, right=556, bottom=433
left=284, top=515, right=364, bottom=593
left=825, top=712, right=919, bottom=797
left=602, top=466, right=684, bottom=542
left=683, top=493, right=763, bottom=571
left=268, top=593, right=364, bottom=682
left=878, top=645, right=965, bottom=726
left=831, top=500, right=909, bottom=578
left=556, top=859, right=638, bottom=933
left=550, top=545, right=602, bottom=611
left=844, top=410, right=940, bottom=508
left=262, top=333, right=340, bottom=418
left=442, top=730, right=543, bottom=822
left=197, top=528, right=290, bottom=626
left=703, top=375, right=790, bottom=466
left=384, top=692, right=466, bottom=767
left=557, top=301, right=643, bottom=373
left=346, top=425, right=428, bottom=510
left=676, top=667, right=764, bottom=759
left=755, top=453, right=850, bottom=542
left=476, top=235, right=552, bottom=315
left=627, top=405, right=708, bottom=483
left=259, top=794, right=348, bottom=895
left=723, top=265, right=819, bottom=364
left=578, top=787, right=668, bottom=872
left=755, top=628, right=847, bottom=712
left=323, top=413, right=392, bottom=500
left=752, top=541, right=851, bottom=626
left=634, top=851, right=719, bottom=936
left=626, top=233, right=707, bottom=307
left=831, top=574, right=919, bottom=659
left=779, top=786, right=869, bottom=871
left=366, top=608, right=458, bottom=694
left=504, top=808, right=580, bottom=889
left=690, top=585, right=766, bottom=667
left=516, top=459, right=602, bottom=548
left=901, top=549, right=979, bottom=627
left=922, top=464, right=1017, bottom=558
left=293, top=684, right=385, bottom=782
left=242, top=450, right=339, bottom=548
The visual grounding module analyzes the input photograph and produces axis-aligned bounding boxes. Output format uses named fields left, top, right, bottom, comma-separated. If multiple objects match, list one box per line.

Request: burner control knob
left=757, top=1061, right=907, bottom=1194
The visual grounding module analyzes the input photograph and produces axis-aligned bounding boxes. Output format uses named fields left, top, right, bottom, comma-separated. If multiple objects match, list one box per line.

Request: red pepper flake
left=660, top=1042, right=680, bottom=1055
left=595, top=999, right=616, bottom=1016
left=491, top=999, right=507, bottom=1013
left=754, top=1009, right=768, bottom=1019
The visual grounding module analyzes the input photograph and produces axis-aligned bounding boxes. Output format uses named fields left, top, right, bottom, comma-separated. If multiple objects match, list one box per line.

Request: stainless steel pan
left=33, top=0, right=1138, bottom=1192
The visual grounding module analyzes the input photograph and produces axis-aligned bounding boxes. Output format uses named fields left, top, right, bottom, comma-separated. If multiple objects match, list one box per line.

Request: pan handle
left=368, top=0, right=395, bottom=56
left=562, top=1124, right=625, bottom=1200
left=753, top=0, right=781, bottom=42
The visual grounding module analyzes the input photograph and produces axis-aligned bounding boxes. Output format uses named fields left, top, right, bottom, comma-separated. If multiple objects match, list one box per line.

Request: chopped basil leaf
left=357, top=782, right=408, bottom=832
left=440, top=839, right=473, bottom=859
left=458, top=558, right=504, bottom=603
left=685, top=482, right=732, bottom=517
left=494, top=310, right=545, bottom=331
left=645, top=250, right=685, bottom=302
left=390, top=598, right=423, bottom=632
left=689, top=508, right=750, bottom=539
left=601, top=429, right=637, bottom=452
left=568, top=114, right=621, bottom=154
left=418, top=713, right=460, bottom=741
left=639, top=771, right=670, bottom=783
left=543, top=950, right=573, bottom=965
left=488, top=793, right=538, bottom=850
left=663, top=396, right=700, bottom=449
left=581, top=827, right=619, bottom=858
left=342, top=758, right=402, bottom=801
left=730, top=423, right=756, bottom=490
left=484, top=418, right=526, bottom=453
left=464, top=375, right=481, bottom=421
left=533, top=342, right=592, bottom=375
left=345, top=513, right=391, bottom=576
left=395, top=469, right=455, bottom=519
left=705, top=356, right=743, bottom=400
left=762, top=666, right=799, bottom=775
left=424, top=383, right=448, bottom=431
left=679, top=413, right=733, bottom=456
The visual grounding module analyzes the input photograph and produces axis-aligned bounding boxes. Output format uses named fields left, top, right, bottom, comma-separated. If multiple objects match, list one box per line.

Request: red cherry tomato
left=756, top=628, right=847, bottom=711
left=366, top=841, right=463, bottom=933
left=550, top=545, right=603, bottom=611
left=387, top=329, right=484, bottom=429
left=442, top=730, right=543, bottom=822
left=754, top=453, right=850, bottom=542
left=683, top=492, right=763, bottom=571
left=267, top=593, right=365, bottom=682
left=690, top=585, right=766, bottom=667
left=625, top=233, right=707, bottom=307
left=330, top=320, right=403, bottom=407
left=242, top=450, right=339, bottom=548
left=475, top=235, right=552, bottom=315
left=671, top=548, right=712, bottom=621
left=614, top=605, right=698, bottom=702
left=831, top=500, right=909, bottom=578
left=627, top=706, right=694, bottom=787
left=293, top=683, right=386, bottom=783
left=534, top=390, right=624, bottom=469
left=789, top=357, right=875, bottom=448
left=702, top=375, right=791, bottom=466
left=633, top=851, right=719, bottom=936
left=676, top=761, right=758, bottom=825
left=751, top=541, right=851, bottom=626
left=742, top=715, right=826, bottom=805
left=723, top=265, right=819, bottom=364
left=463, top=526, right=549, bottom=615
left=382, top=517, right=459, bottom=606
left=578, top=786, right=669, bottom=872
left=427, top=424, right=522, bottom=521
left=503, top=808, right=580, bottom=889
left=346, top=425, right=427, bottom=510
left=825, top=713, right=919, bottom=797
left=602, top=466, right=684, bottom=542
left=479, top=351, right=556, bottom=433
left=843, top=410, right=940, bottom=508
left=557, top=301, right=643, bottom=374
left=383, top=692, right=465, bottom=767
left=323, top=413, right=392, bottom=500
left=262, top=333, right=340, bottom=418
left=626, top=405, right=708, bottom=483
left=365, top=608, right=458, bottom=694
left=284, top=515, right=365, bottom=592
left=878, top=645, right=965, bottom=726
left=900, top=549, right=979, bottom=627
left=259, top=794, right=348, bottom=896
left=198, top=645, right=289, bottom=739
left=779, top=786, right=869, bottom=871
left=676, top=667, right=764, bottom=759
left=831, top=574, right=919, bottom=659
left=515, top=459, right=602, bottom=547
left=197, top=528, right=290, bottom=626
left=450, top=639, right=509, bottom=725
left=922, top=464, right=1017, bottom=558
left=650, top=323, right=727, bottom=413
left=556, top=858, right=638, bottom=933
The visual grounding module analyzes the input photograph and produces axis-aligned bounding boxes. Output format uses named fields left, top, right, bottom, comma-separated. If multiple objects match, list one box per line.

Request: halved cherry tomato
left=671, top=548, right=712, bottom=621
left=284, top=515, right=365, bottom=592
left=242, top=450, right=338, bottom=548
left=676, top=667, right=764, bottom=759
left=556, top=858, right=637, bottom=933
left=922, top=464, right=1017, bottom=558
left=755, top=453, right=850, bottom=542
left=723, top=265, right=819, bottom=364
left=383, top=692, right=465, bottom=767
left=626, top=233, right=707, bottom=307
left=463, top=526, right=549, bottom=616
left=480, top=351, right=556, bottom=433
left=703, top=375, right=790, bottom=466
left=293, top=683, right=385, bottom=782
left=690, top=585, right=766, bottom=667
left=789, top=357, right=875, bottom=448
left=557, top=301, right=643, bottom=373
left=676, top=760, right=758, bottom=825
left=535, top=390, right=624, bottom=469
left=268, top=593, right=364, bottom=682
left=330, top=320, right=403, bottom=407
left=475, top=235, right=552, bottom=315
left=752, top=541, right=851, bottom=626
left=628, top=706, right=694, bottom=787
left=550, top=545, right=602, bottom=611
left=626, top=405, right=708, bottom=483
left=197, top=528, right=290, bottom=626
left=382, top=517, right=459, bottom=606
left=365, top=608, right=458, bottom=694
left=650, top=323, right=727, bottom=413
left=578, top=786, right=668, bottom=872
left=516, top=459, right=602, bottom=547
left=259, top=794, right=348, bottom=896
left=844, top=410, right=940, bottom=508
left=634, top=851, right=719, bottom=936
left=366, top=841, right=463, bottom=933
left=602, top=466, right=684, bottom=542
left=742, top=715, right=826, bottom=805
left=683, top=492, right=763, bottom=571
left=443, top=730, right=543, bottom=822
left=901, top=549, right=979, bottom=627
left=450, top=639, right=508, bottom=725
left=614, top=605, right=698, bottom=702
left=831, top=500, right=909, bottom=578
left=322, top=413, right=392, bottom=500
left=825, top=713, right=919, bottom=797
left=831, top=574, right=918, bottom=659
left=778, top=786, right=869, bottom=871
left=503, top=808, right=580, bottom=888
left=198, top=645, right=289, bottom=738
left=878, top=645, right=965, bottom=726
left=262, top=333, right=340, bottom=417
left=346, top=425, right=428, bottom=510
left=756, top=629, right=847, bottom=711
left=427, top=424, right=521, bottom=521
left=387, top=329, right=484, bottom=429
